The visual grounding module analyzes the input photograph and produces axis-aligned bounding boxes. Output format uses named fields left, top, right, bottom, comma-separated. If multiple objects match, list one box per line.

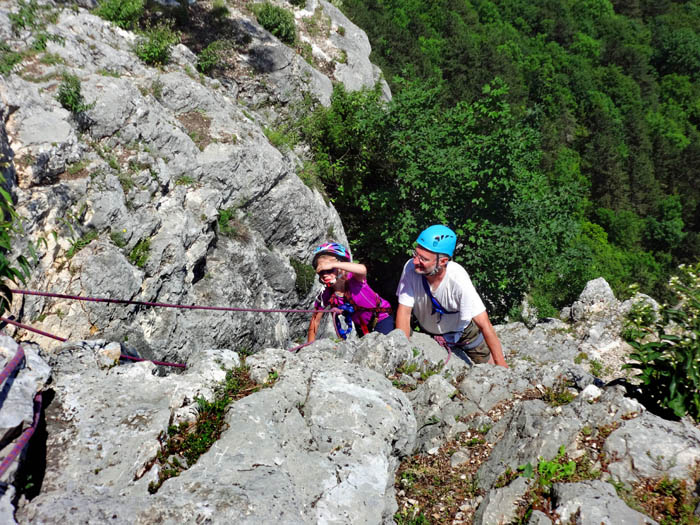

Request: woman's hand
left=315, top=259, right=337, bottom=273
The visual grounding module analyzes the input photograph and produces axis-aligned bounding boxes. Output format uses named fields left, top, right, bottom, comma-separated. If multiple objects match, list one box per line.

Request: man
left=395, top=225, right=508, bottom=367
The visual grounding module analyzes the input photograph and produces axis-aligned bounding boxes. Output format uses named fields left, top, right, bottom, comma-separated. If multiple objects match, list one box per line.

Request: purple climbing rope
left=0, top=391, right=42, bottom=478
left=10, top=289, right=322, bottom=314
left=1, top=316, right=66, bottom=342
left=7, top=289, right=392, bottom=359
left=0, top=344, right=25, bottom=386
left=0, top=316, right=187, bottom=369
left=118, top=354, right=186, bottom=368
left=433, top=335, right=453, bottom=366
left=10, top=288, right=392, bottom=314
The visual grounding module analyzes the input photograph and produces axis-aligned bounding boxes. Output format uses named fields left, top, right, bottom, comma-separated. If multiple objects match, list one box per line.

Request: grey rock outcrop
left=552, top=480, right=659, bottom=525
left=16, top=341, right=416, bottom=524
left=0, top=337, right=50, bottom=525
left=0, top=3, right=365, bottom=362
left=1, top=0, right=699, bottom=523
left=4, top=277, right=700, bottom=525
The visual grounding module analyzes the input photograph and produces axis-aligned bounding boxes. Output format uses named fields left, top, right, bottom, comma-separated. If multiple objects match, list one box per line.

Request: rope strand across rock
left=5, top=288, right=393, bottom=362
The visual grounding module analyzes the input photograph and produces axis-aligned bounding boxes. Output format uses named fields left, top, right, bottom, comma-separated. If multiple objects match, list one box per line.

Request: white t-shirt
left=396, top=260, right=486, bottom=335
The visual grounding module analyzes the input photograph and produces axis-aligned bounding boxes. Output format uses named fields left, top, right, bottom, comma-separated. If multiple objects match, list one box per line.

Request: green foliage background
left=301, top=0, right=700, bottom=318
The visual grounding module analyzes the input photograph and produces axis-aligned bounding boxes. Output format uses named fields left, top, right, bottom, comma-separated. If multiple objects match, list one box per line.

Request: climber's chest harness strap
left=419, top=276, right=485, bottom=355
left=421, top=276, right=459, bottom=322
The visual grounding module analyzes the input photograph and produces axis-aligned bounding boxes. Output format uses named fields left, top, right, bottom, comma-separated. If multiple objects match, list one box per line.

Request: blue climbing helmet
left=416, top=225, right=457, bottom=257
left=312, top=242, right=352, bottom=269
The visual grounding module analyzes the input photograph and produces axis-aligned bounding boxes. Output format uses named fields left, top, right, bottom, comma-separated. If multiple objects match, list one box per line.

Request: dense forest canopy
left=302, top=0, right=700, bottom=318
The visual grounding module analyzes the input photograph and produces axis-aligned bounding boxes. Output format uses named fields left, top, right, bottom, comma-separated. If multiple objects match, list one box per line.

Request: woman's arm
left=307, top=311, right=323, bottom=342
left=315, top=259, right=367, bottom=282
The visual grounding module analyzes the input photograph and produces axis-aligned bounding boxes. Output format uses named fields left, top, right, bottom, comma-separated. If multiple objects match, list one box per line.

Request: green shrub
left=135, top=23, right=179, bottom=65
left=217, top=208, right=250, bottom=242
left=110, top=229, right=127, bottom=248
left=9, top=0, right=41, bottom=33
left=196, top=41, right=224, bottom=74
left=151, top=77, right=163, bottom=99
left=175, top=175, right=195, bottom=186
left=623, top=263, right=700, bottom=421
left=289, top=257, right=315, bottom=296
left=263, top=124, right=297, bottom=151
left=0, top=42, right=23, bottom=76
left=210, top=0, right=229, bottom=19
left=289, top=0, right=306, bottom=7
left=94, top=0, right=144, bottom=29
left=297, top=160, right=326, bottom=197
left=251, top=3, right=296, bottom=45
left=56, top=73, right=92, bottom=114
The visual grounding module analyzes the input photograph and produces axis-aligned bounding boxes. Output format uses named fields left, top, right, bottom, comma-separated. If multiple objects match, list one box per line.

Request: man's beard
left=415, top=264, right=440, bottom=276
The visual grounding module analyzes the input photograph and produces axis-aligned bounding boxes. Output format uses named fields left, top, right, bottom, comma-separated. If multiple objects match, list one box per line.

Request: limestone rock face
left=0, top=4, right=363, bottom=362
left=5, top=278, right=700, bottom=525
left=15, top=342, right=416, bottom=525
left=1, top=1, right=699, bottom=524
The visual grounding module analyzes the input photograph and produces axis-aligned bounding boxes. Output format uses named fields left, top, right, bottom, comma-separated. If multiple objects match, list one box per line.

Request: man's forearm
left=483, top=328, right=508, bottom=367
left=473, top=311, right=508, bottom=367
left=396, top=304, right=412, bottom=338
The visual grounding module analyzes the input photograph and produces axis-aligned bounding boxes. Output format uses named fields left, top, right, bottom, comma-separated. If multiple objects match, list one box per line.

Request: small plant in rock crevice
left=216, top=207, right=250, bottom=243
left=289, top=257, right=315, bottom=297
left=147, top=365, right=266, bottom=493
left=56, top=73, right=93, bottom=115
left=504, top=445, right=605, bottom=523
left=389, top=360, right=447, bottom=392
left=625, top=475, right=700, bottom=525
left=0, top=42, right=24, bottom=75
left=196, top=40, right=225, bottom=74
left=109, top=229, right=128, bottom=248
left=65, top=230, right=98, bottom=259
left=129, top=238, right=150, bottom=268
left=9, top=0, right=44, bottom=33
left=541, top=379, right=576, bottom=407
left=134, top=21, right=179, bottom=65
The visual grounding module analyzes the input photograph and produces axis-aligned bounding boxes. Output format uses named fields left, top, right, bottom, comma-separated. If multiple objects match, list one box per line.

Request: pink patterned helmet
left=312, top=242, right=351, bottom=268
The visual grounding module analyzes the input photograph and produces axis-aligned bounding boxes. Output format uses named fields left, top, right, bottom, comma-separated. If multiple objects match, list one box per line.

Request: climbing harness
left=323, top=289, right=392, bottom=340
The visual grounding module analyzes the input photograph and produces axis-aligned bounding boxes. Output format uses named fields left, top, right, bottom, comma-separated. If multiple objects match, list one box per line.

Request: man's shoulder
left=445, top=261, right=470, bottom=279
left=399, top=259, right=417, bottom=278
